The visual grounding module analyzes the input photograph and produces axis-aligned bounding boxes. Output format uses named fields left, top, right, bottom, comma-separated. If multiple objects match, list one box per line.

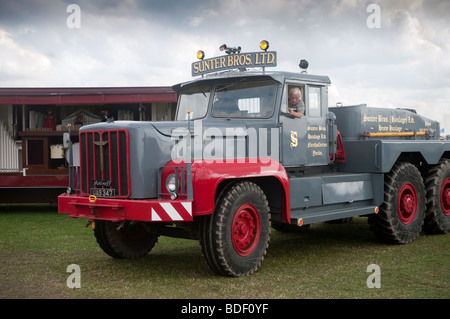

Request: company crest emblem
left=290, top=131, right=298, bottom=149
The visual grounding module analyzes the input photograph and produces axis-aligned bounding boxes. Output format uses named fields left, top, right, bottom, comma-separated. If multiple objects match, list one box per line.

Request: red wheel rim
left=231, top=204, right=261, bottom=256
left=441, top=178, right=450, bottom=216
left=397, top=183, right=418, bottom=225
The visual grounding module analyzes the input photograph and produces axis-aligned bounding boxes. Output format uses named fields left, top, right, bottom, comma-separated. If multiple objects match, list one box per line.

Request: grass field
left=0, top=204, right=448, bottom=299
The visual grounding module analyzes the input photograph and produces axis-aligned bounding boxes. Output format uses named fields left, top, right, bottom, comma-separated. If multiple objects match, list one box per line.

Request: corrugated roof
left=0, top=86, right=177, bottom=105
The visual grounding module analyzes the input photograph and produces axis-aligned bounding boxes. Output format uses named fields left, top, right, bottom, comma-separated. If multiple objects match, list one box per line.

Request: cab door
left=280, top=83, right=329, bottom=167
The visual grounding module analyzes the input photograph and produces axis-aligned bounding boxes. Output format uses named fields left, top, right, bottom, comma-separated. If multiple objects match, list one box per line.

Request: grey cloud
left=0, top=0, right=448, bottom=130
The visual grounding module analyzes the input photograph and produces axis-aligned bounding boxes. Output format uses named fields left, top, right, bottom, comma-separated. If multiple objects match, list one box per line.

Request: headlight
left=166, top=174, right=177, bottom=193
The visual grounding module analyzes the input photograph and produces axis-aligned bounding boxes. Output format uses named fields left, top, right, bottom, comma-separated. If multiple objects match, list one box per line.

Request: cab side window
left=281, top=84, right=305, bottom=114
left=307, top=86, right=321, bottom=118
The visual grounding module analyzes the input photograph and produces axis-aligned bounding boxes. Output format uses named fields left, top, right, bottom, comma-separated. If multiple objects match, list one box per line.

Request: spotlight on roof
left=220, top=44, right=241, bottom=54
left=299, top=59, right=309, bottom=73
left=259, top=40, right=269, bottom=51
left=197, top=50, right=205, bottom=60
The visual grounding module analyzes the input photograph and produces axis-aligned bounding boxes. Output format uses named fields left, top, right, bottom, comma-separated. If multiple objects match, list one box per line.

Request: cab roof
left=173, top=70, right=331, bottom=93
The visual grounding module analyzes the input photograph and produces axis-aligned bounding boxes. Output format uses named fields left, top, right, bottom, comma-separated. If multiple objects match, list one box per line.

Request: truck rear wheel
left=369, top=162, right=426, bottom=244
left=199, top=181, right=271, bottom=277
left=423, top=159, right=450, bottom=234
left=93, top=220, right=158, bottom=259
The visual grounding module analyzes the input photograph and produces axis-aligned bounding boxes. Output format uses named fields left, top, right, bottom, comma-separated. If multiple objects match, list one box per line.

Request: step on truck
left=58, top=41, right=450, bottom=277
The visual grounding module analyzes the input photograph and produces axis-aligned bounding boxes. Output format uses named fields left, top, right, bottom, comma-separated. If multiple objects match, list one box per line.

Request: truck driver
left=287, top=87, right=305, bottom=118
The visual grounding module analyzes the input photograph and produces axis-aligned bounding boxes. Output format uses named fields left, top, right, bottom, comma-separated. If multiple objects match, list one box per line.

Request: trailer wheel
left=94, top=220, right=158, bottom=259
left=199, top=181, right=270, bottom=277
left=369, top=162, right=426, bottom=244
left=423, top=159, right=450, bottom=234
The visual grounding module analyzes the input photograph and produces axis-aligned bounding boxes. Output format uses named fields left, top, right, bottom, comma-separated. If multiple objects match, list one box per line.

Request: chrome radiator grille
left=80, top=129, right=130, bottom=198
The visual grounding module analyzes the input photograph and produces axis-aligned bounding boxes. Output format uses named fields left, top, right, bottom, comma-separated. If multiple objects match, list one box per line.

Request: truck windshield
left=176, top=84, right=211, bottom=120
left=212, top=80, right=277, bottom=118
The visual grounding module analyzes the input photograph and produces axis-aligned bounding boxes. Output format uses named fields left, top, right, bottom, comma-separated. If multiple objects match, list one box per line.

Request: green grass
left=0, top=204, right=448, bottom=299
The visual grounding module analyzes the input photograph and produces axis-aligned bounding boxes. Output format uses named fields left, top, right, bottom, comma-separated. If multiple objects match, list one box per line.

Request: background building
left=0, top=86, right=177, bottom=203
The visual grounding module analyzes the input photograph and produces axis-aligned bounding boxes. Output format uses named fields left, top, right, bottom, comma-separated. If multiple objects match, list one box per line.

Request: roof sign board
left=191, top=51, right=277, bottom=77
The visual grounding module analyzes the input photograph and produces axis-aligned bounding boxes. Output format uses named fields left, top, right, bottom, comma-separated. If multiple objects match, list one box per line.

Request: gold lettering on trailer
left=363, top=115, right=378, bottom=122
left=290, top=131, right=298, bottom=149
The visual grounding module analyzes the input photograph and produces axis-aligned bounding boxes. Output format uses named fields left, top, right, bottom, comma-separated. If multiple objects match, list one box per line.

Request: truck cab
left=173, top=71, right=334, bottom=166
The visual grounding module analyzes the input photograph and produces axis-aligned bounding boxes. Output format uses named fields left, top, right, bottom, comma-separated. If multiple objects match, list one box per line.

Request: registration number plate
left=90, top=188, right=115, bottom=198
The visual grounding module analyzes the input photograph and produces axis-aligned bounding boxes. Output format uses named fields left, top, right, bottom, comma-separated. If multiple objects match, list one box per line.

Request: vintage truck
left=58, top=41, right=450, bottom=277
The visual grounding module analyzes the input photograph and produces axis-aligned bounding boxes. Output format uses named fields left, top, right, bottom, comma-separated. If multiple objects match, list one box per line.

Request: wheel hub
left=397, top=183, right=417, bottom=225
left=402, top=195, right=415, bottom=214
left=231, top=204, right=261, bottom=256
left=441, top=178, right=450, bottom=216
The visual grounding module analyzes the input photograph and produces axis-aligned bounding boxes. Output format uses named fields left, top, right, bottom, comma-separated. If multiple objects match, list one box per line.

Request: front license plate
left=90, top=188, right=116, bottom=198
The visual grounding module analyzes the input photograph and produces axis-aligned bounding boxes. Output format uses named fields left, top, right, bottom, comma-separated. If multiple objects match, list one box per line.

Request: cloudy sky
left=0, top=0, right=449, bottom=132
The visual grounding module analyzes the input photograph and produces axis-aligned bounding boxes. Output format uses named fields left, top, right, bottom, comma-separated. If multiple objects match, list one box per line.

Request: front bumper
left=58, top=193, right=193, bottom=222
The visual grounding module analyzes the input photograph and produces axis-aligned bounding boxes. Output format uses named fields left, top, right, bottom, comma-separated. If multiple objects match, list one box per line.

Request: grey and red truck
left=58, top=41, right=450, bottom=276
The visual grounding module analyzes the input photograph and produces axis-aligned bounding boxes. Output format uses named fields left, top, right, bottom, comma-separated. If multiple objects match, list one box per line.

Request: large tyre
left=423, top=159, right=450, bottom=234
left=94, top=220, right=158, bottom=259
left=369, top=162, right=426, bottom=244
left=200, top=181, right=271, bottom=277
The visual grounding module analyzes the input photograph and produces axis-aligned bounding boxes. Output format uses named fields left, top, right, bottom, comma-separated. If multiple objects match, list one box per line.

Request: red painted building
left=0, top=87, right=177, bottom=203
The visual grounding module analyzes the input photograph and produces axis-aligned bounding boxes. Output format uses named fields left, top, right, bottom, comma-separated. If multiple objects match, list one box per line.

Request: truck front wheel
left=93, top=220, right=159, bottom=259
left=200, top=181, right=271, bottom=277
left=369, top=162, right=426, bottom=244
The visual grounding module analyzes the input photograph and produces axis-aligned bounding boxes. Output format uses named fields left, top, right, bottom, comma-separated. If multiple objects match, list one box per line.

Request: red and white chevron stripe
left=151, top=202, right=192, bottom=221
